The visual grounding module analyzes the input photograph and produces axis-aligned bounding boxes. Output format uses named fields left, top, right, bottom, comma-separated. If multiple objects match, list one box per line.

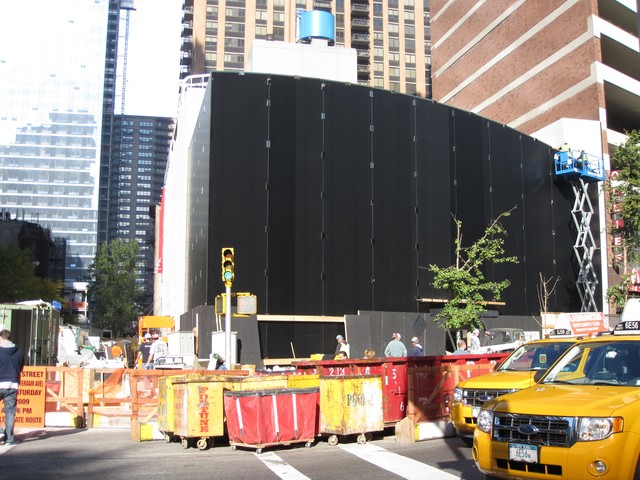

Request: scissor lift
left=554, top=150, right=606, bottom=312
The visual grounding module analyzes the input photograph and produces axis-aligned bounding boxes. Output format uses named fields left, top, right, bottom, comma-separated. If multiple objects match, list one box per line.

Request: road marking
left=255, top=451, right=312, bottom=480
left=339, top=443, right=460, bottom=480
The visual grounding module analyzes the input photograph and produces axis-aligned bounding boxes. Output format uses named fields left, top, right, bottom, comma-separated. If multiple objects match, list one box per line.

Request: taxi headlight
left=477, top=409, right=493, bottom=434
left=577, top=417, right=623, bottom=441
left=453, top=387, right=463, bottom=403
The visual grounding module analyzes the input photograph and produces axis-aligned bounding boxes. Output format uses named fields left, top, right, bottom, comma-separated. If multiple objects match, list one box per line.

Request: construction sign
left=0, top=367, right=46, bottom=428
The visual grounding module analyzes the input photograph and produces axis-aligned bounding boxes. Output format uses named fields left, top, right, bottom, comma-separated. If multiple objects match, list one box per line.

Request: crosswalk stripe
left=338, top=443, right=460, bottom=480
left=254, top=451, right=312, bottom=480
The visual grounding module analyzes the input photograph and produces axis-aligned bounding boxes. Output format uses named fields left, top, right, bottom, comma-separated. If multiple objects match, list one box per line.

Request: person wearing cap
left=334, top=334, right=350, bottom=359
left=146, top=332, right=168, bottom=369
left=136, top=333, right=153, bottom=369
left=408, top=336, right=424, bottom=357
left=384, top=332, right=407, bottom=357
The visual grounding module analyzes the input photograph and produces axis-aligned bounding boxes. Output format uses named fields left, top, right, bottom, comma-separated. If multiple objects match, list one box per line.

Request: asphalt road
left=1, top=427, right=486, bottom=480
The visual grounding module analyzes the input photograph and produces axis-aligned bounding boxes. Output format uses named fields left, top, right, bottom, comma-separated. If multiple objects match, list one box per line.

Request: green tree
left=88, top=239, right=143, bottom=337
left=607, top=130, right=640, bottom=310
left=0, top=244, right=62, bottom=303
left=427, top=209, right=519, bottom=330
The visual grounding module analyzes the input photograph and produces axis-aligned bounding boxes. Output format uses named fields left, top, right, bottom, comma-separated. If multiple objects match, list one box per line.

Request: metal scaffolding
left=554, top=150, right=605, bottom=312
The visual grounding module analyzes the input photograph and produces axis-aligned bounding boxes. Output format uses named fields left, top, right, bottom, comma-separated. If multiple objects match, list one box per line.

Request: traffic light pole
left=225, top=283, right=231, bottom=366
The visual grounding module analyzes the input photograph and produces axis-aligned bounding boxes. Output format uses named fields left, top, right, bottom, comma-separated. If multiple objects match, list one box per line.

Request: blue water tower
left=299, top=10, right=335, bottom=45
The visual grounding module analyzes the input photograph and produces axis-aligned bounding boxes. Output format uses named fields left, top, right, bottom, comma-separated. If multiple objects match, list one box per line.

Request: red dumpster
left=407, top=353, right=508, bottom=423
left=224, top=387, right=319, bottom=453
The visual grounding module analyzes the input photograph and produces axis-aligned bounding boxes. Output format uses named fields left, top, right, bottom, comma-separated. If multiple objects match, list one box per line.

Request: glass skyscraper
left=0, top=1, right=111, bottom=319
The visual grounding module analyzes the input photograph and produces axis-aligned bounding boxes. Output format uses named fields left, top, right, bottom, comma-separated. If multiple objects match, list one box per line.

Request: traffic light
left=221, top=247, right=235, bottom=286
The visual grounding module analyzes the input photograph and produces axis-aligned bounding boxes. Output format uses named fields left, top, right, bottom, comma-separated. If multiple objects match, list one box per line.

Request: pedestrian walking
left=384, top=332, right=407, bottom=357
left=0, top=330, right=25, bottom=445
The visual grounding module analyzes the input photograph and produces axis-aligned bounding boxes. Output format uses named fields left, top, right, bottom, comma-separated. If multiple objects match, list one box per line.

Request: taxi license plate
left=472, top=406, right=480, bottom=418
left=509, top=443, right=539, bottom=463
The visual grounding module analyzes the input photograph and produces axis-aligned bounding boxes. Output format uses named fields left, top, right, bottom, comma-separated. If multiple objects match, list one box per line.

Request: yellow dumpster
left=319, top=374, right=384, bottom=446
left=157, top=375, right=182, bottom=443
left=173, top=377, right=225, bottom=450
left=287, top=374, right=319, bottom=389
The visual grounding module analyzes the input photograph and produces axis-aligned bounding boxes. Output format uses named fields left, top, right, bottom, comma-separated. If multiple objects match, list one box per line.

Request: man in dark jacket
left=0, top=329, right=25, bottom=445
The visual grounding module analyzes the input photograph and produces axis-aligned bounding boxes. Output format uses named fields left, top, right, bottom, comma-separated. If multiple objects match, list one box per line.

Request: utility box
left=168, top=331, right=195, bottom=356
left=211, top=331, right=237, bottom=365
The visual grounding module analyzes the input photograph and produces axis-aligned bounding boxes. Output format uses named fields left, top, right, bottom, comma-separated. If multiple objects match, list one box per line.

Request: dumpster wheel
left=230, top=445, right=237, bottom=452
left=305, top=442, right=312, bottom=448
left=163, top=432, right=172, bottom=444
left=328, top=435, right=339, bottom=446
left=197, top=438, right=209, bottom=450
left=357, top=434, right=368, bottom=445
left=256, top=448, right=263, bottom=454
left=181, top=437, right=190, bottom=449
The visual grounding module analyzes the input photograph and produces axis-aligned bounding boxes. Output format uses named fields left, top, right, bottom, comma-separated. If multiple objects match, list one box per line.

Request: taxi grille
left=492, top=413, right=574, bottom=447
left=463, top=389, right=516, bottom=407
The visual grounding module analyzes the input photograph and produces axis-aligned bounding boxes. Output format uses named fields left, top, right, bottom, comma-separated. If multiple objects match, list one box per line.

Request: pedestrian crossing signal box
left=215, top=293, right=257, bottom=315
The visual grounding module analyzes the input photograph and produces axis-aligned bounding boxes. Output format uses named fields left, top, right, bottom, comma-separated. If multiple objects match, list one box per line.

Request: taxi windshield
left=498, top=342, right=573, bottom=371
left=543, top=340, right=640, bottom=386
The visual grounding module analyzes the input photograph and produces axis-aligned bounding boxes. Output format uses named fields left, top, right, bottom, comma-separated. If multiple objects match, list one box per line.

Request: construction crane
left=119, top=0, right=136, bottom=114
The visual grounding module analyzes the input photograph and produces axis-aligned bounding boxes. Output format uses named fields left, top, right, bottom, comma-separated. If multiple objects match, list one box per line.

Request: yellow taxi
left=473, top=321, right=640, bottom=479
left=452, top=331, right=578, bottom=446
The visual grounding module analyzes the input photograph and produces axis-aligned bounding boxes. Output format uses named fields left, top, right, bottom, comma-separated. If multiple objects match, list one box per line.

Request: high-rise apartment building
left=430, top=0, right=639, bottom=153
left=180, top=0, right=433, bottom=97
left=106, top=115, right=173, bottom=314
left=430, top=0, right=640, bottom=311
left=0, top=0, right=114, bottom=320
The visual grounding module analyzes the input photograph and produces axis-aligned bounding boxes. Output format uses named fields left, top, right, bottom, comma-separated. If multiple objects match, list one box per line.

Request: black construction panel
left=415, top=100, right=453, bottom=300
left=258, top=320, right=343, bottom=359
left=292, top=79, right=324, bottom=314
left=371, top=90, right=415, bottom=311
left=265, top=75, right=298, bottom=314
left=451, top=110, right=488, bottom=244
left=322, top=82, right=373, bottom=314
left=184, top=72, right=595, bottom=321
left=485, top=123, right=528, bottom=312
left=208, top=73, right=272, bottom=306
